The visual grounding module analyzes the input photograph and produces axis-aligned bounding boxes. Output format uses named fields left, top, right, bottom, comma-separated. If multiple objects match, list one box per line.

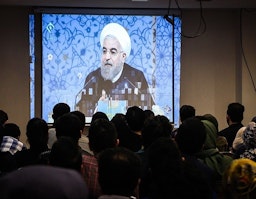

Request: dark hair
left=26, top=117, right=48, bottom=149
left=175, top=117, right=206, bottom=155
left=111, top=113, right=142, bottom=152
left=142, top=115, right=173, bottom=149
left=50, top=136, right=82, bottom=172
left=148, top=136, right=212, bottom=199
left=3, top=123, right=21, bottom=138
left=52, top=103, right=70, bottom=124
left=71, top=111, right=85, bottom=131
left=91, top=111, right=109, bottom=123
left=203, top=113, right=219, bottom=132
left=0, top=110, right=8, bottom=126
left=251, top=116, right=256, bottom=123
left=144, top=109, right=155, bottom=121
left=98, top=147, right=141, bottom=196
left=227, top=102, right=244, bottom=123
left=88, top=118, right=117, bottom=154
left=179, top=105, right=195, bottom=122
left=126, top=106, right=145, bottom=131
left=55, top=113, right=81, bottom=143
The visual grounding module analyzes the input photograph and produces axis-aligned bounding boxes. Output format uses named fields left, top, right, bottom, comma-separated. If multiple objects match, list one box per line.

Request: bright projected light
left=39, top=13, right=181, bottom=125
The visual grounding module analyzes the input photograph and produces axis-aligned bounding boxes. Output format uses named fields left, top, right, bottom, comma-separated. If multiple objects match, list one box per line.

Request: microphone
left=124, top=77, right=141, bottom=95
left=74, top=76, right=96, bottom=109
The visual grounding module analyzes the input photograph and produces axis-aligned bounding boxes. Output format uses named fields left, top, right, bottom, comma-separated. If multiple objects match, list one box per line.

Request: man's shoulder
left=122, top=63, right=146, bottom=81
left=123, top=63, right=143, bottom=73
left=85, top=68, right=101, bottom=80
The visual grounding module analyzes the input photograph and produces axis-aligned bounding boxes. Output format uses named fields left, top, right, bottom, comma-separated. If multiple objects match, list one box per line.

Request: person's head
left=242, top=122, right=256, bottom=149
left=0, top=110, right=8, bottom=126
left=216, top=136, right=229, bottom=152
left=91, top=111, right=109, bottom=123
left=252, top=116, right=256, bottom=123
left=148, top=136, right=212, bottom=199
left=223, top=158, right=256, bottom=199
left=148, top=137, right=182, bottom=174
left=71, top=111, right=85, bottom=132
left=203, top=113, right=219, bottom=132
left=0, top=165, right=88, bottom=199
left=26, top=117, right=48, bottom=148
left=98, top=147, right=141, bottom=197
left=175, top=117, right=206, bottom=155
left=144, top=109, right=155, bottom=122
left=201, top=119, right=218, bottom=150
left=100, top=23, right=131, bottom=81
left=111, top=113, right=142, bottom=152
left=52, top=103, right=70, bottom=124
left=55, top=113, right=81, bottom=144
left=3, top=123, right=21, bottom=139
left=126, top=106, right=145, bottom=132
left=88, top=118, right=118, bottom=154
left=142, top=115, right=173, bottom=149
left=179, top=105, right=195, bottom=123
left=50, top=136, right=82, bottom=173
left=226, top=102, right=245, bottom=124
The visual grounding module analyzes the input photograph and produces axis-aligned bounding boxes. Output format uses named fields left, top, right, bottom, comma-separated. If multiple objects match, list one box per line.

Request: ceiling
left=1, top=0, right=256, bottom=9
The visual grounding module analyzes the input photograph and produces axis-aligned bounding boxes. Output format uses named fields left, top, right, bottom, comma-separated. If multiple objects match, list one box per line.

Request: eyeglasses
left=102, top=48, right=123, bottom=57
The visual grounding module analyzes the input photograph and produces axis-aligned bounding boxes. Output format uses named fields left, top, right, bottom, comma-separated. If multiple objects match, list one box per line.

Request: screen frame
left=31, top=7, right=181, bottom=126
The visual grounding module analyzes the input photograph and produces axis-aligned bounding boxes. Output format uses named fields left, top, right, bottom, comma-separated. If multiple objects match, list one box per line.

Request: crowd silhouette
left=0, top=102, right=256, bottom=199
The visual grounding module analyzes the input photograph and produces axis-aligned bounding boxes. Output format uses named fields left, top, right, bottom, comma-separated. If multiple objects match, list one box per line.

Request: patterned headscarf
left=224, top=158, right=256, bottom=197
left=240, top=122, right=256, bottom=160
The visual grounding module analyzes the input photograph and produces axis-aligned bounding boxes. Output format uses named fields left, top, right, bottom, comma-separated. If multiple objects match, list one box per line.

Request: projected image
left=42, top=14, right=181, bottom=124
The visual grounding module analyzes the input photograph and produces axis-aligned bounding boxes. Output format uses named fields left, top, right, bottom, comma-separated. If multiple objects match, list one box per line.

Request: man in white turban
left=76, top=23, right=154, bottom=118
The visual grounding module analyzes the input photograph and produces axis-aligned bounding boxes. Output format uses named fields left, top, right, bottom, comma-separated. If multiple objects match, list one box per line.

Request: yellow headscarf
left=224, top=158, right=256, bottom=197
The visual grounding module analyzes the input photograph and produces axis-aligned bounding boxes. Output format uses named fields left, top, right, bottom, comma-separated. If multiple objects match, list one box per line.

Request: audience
left=125, top=106, right=145, bottom=152
left=171, top=104, right=196, bottom=138
left=0, top=123, right=26, bottom=155
left=203, top=113, right=219, bottom=133
left=98, top=147, right=142, bottom=199
left=222, top=158, right=256, bottom=199
left=0, top=114, right=21, bottom=174
left=143, top=109, right=155, bottom=122
left=72, top=110, right=93, bottom=156
left=147, top=137, right=213, bottom=199
left=48, top=102, right=71, bottom=148
left=1, top=103, right=253, bottom=199
left=111, top=113, right=142, bottom=152
left=55, top=112, right=82, bottom=144
left=233, top=121, right=256, bottom=161
left=0, top=110, right=8, bottom=127
left=50, top=136, right=83, bottom=173
left=14, top=117, right=49, bottom=167
left=2, top=123, right=22, bottom=140
left=216, top=136, right=229, bottom=153
left=82, top=117, right=119, bottom=199
left=91, top=111, right=109, bottom=123
left=139, top=115, right=174, bottom=199
left=0, top=165, right=88, bottom=199
left=232, top=116, right=256, bottom=154
left=218, top=102, right=245, bottom=150
left=175, top=117, right=216, bottom=198
left=195, top=117, right=233, bottom=198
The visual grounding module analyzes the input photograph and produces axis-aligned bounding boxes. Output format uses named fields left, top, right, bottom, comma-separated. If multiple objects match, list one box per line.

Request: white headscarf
left=100, top=23, right=131, bottom=58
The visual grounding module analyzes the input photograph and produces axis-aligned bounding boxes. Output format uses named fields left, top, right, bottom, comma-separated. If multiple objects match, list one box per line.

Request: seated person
left=98, top=147, right=142, bottom=199
left=223, top=158, right=256, bottom=199
left=0, top=165, right=88, bottom=199
left=50, top=136, right=83, bottom=173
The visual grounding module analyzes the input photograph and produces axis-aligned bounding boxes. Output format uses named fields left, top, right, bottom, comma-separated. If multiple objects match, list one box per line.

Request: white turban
left=100, top=23, right=131, bottom=58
